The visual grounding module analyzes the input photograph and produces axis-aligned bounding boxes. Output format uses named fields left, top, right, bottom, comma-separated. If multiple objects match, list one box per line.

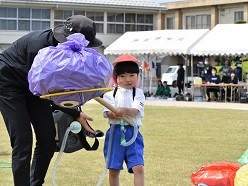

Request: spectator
left=219, top=59, right=233, bottom=83
left=154, top=80, right=163, bottom=97
left=203, top=58, right=212, bottom=81
left=154, top=80, right=171, bottom=98
left=206, top=67, right=221, bottom=102
left=234, top=61, right=242, bottom=82
left=197, top=61, right=205, bottom=80
left=177, top=63, right=185, bottom=95
left=221, top=71, right=238, bottom=101
left=162, top=81, right=171, bottom=98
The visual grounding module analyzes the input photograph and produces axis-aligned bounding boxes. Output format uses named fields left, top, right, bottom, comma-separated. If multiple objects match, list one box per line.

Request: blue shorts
left=104, top=125, right=144, bottom=173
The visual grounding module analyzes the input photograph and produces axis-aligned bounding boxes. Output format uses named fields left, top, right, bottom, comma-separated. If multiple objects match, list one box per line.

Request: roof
left=190, top=24, right=248, bottom=56
left=17, top=0, right=166, bottom=10
left=104, top=29, right=210, bottom=56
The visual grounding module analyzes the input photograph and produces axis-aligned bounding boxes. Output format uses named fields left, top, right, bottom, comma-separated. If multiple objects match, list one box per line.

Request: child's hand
left=115, top=107, right=128, bottom=118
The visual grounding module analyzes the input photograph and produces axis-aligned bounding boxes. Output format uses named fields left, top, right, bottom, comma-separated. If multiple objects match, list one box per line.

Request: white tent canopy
left=190, top=24, right=248, bottom=56
left=104, top=29, right=210, bottom=56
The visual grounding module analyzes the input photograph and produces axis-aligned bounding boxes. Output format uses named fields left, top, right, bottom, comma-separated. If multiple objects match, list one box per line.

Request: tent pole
left=185, top=55, right=188, bottom=94
left=142, top=61, right=144, bottom=90
left=191, top=55, right=194, bottom=95
left=140, top=54, right=146, bottom=92
left=241, top=55, right=244, bottom=82
left=148, top=54, right=152, bottom=95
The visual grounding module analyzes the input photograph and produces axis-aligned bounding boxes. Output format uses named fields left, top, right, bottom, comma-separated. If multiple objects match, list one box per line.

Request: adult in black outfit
left=177, top=63, right=185, bottom=95
left=0, top=15, right=102, bottom=186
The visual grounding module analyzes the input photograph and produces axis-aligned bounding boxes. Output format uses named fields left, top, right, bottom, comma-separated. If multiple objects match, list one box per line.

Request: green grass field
left=0, top=103, right=247, bottom=186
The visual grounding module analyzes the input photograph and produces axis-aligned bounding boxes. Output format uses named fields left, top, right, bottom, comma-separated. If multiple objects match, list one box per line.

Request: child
left=103, top=54, right=145, bottom=186
left=162, top=81, right=171, bottom=98
left=154, top=80, right=163, bottom=97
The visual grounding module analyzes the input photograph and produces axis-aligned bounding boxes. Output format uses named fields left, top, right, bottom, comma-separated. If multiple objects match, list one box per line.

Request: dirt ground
left=144, top=100, right=248, bottom=110
left=88, top=99, right=248, bottom=110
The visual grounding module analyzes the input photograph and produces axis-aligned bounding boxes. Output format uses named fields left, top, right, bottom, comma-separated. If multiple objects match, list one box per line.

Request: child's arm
left=115, top=108, right=139, bottom=118
left=105, top=108, right=138, bottom=119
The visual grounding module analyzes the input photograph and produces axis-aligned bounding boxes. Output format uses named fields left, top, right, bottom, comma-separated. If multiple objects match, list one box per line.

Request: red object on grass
left=191, top=162, right=242, bottom=186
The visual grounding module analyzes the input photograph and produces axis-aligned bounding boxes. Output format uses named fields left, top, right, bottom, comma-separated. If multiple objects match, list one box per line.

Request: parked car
left=161, top=65, right=198, bottom=88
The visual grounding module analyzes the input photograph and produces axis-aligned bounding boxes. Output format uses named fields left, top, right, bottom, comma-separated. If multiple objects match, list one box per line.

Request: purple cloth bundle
left=28, top=33, right=113, bottom=107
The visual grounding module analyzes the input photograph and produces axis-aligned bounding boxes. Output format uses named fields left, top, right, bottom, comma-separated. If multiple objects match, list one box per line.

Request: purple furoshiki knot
left=28, top=33, right=113, bottom=108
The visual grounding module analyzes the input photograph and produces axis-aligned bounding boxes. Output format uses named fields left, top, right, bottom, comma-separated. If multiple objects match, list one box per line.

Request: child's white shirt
left=103, top=87, right=145, bottom=126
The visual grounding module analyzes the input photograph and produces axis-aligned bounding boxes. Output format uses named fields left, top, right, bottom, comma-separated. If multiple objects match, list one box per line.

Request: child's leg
left=132, top=165, right=144, bottom=186
left=109, top=168, right=120, bottom=186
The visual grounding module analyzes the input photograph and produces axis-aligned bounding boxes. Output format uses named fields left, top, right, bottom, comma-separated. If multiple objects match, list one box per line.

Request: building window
left=167, top=17, right=175, bottom=29
left=54, top=10, right=73, bottom=26
left=107, top=13, right=124, bottom=33
left=186, top=16, right=195, bottom=29
left=234, top=11, right=244, bottom=22
left=196, top=15, right=211, bottom=29
left=186, top=14, right=210, bottom=29
left=86, top=11, right=104, bottom=33
left=54, top=10, right=103, bottom=33
left=137, top=14, right=153, bottom=31
left=107, top=12, right=153, bottom=33
left=0, top=7, right=17, bottom=30
left=0, top=7, right=50, bottom=31
left=32, top=9, right=50, bottom=31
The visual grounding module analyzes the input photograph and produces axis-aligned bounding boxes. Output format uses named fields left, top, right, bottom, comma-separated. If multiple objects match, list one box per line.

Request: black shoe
left=86, top=130, right=104, bottom=138
left=207, top=98, right=211, bottom=102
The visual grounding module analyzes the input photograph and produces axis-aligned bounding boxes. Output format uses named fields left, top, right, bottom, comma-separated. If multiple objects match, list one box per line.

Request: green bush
left=235, top=20, right=246, bottom=24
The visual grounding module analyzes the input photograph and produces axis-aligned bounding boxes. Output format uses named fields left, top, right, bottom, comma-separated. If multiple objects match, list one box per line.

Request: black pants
left=177, top=80, right=184, bottom=95
left=206, top=87, right=219, bottom=100
left=0, top=90, right=56, bottom=186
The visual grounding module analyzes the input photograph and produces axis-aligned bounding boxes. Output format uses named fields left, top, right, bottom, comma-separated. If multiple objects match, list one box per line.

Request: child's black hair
left=114, top=61, right=139, bottom=77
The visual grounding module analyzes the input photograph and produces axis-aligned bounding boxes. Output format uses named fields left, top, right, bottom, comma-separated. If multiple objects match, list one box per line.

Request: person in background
left=228, top=71, right=238, bottom=101
left=234, top=60, right=242, bottom=82
left=221, top=71, right=238, bottom=101
left=177, top=63, right=185, bottom=95
left=0, top=15, right=101, bottom=186
left=203, top=58, right=212, bottom=81
left=162, top=81, right=171, bottom=98
left=197, top=61, right=205, bottom=81
left=154, top=80, right=164, bottom=97
left=229, top=71, right=238, bottom=84
left=219, top=59, right=233, bottom=83
left=206, top=67, right=221, bottom=102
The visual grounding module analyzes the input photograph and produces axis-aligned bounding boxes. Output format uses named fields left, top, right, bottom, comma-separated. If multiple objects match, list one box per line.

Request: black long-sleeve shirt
left=0, top=29, right=80, bottom=119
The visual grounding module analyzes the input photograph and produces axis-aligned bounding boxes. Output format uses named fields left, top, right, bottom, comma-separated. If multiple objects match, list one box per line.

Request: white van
left=161, top=65, right=198, bottom=87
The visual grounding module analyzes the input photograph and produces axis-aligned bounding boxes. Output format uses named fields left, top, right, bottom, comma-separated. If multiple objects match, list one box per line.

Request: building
left=0, top=0, right=166, bottom=53
left=157, top=0, right=248, bottom=79
left=163, top=0, right=248, bottom=30
left=1, top=0, right=246, bottom=81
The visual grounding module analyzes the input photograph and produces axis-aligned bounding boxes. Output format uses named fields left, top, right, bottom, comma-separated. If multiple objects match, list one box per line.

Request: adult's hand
left=77, top=112, right=95, bottom=134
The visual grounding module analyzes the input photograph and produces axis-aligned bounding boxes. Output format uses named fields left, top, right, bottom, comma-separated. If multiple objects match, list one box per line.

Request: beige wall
left=163, top=0, right=248, bottom=9
left=163, top=0, right=248, bottom=30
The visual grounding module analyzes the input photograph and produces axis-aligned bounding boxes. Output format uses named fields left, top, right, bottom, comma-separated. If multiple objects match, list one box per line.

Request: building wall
left=219, top=5, right=244, bottom=24
left=163, top=1, right=248, bottom=30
